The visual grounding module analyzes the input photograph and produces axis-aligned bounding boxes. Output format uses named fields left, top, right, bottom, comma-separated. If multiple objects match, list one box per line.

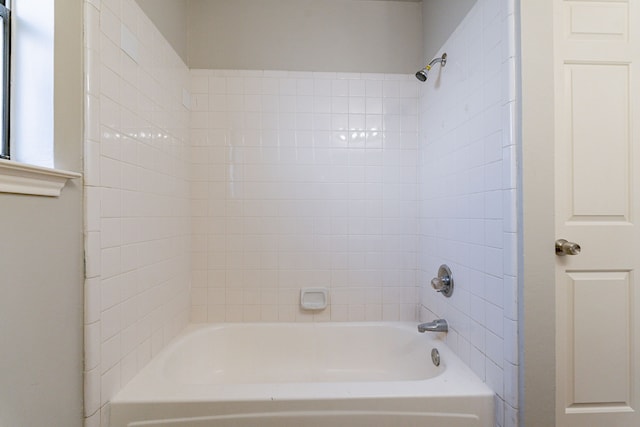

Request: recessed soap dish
left=300, top=287, right=328, bottom=310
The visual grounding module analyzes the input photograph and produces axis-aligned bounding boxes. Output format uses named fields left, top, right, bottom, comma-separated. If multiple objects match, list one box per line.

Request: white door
left=555, top=0, right=640, bottom=426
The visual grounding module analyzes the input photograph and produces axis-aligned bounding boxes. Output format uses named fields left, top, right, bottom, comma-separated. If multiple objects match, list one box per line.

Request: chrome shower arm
left=425, top=53, right=447, bottom=70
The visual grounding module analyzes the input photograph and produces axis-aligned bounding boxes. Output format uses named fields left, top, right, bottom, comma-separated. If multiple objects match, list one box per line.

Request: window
left=0, top=0, right=80, bottom=196
left=0, top=0, right=9, bottom=160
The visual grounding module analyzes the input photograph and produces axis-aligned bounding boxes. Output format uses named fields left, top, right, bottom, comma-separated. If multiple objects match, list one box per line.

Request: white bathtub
left=109, top=322, right=494, bottom=427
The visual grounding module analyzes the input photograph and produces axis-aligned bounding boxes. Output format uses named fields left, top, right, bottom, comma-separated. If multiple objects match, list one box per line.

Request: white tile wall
left=83, top=0, right=191, bottom=425
left=189, top=69, right=419, bottom=323
left=417, top=1, right=518, bottom=426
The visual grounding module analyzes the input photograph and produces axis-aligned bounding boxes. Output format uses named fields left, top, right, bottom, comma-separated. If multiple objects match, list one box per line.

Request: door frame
left=519, top=0, right=557, bottom=426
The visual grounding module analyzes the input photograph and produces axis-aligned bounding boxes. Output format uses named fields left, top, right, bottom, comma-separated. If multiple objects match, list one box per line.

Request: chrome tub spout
left=417, top=319, right=448, bottom=333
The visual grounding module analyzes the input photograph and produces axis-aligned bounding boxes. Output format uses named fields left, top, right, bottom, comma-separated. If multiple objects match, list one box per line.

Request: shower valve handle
left=431, top=264, right=454, bottom=297
left=431, top=276, right=450, bottom=291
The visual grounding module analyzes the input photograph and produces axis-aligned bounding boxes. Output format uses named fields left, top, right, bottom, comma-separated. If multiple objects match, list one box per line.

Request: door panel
left=555, top=0, right=640, bottom=425
left=566, top=2, right=628, bottom=41
left=568, top=64, right=629, bottom=219
left=570, top=271, right=630, bottom=405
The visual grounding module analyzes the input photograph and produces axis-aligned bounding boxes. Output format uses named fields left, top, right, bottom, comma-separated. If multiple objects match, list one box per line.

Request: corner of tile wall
left=417, top=0, right=518, bottom=426
left=83, top=0, right=191, bottom=425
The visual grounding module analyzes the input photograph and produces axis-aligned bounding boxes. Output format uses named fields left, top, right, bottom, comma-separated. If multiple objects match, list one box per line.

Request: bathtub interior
left=163, top=323, right=443, bottom=384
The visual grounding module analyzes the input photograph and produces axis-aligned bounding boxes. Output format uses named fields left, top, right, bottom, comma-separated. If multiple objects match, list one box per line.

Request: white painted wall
left=136, top=0, right=478, bottom=76
left=186, top=0, right=423, bottom=73
left=0, top=0, right=84, bottom=425
left=519, top=0, right=556, bottom=425
left=422, top=0, right=477, bottom=59
left=0, top=191, right=84, bottom=427
left=135, top=0, right=188, bottom=63
left=417, top=0, right=518, bottom=426
left=137, top=0, right=423, bottom=72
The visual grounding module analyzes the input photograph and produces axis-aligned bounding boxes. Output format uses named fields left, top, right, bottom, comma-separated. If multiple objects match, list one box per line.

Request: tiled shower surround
left=189, top=69, right=419, bottom=323
left=417, top=1, right=519, bottom=426
left=83, top=0, right=191, bottom=425
left=83, top=0, right=518, bottom=426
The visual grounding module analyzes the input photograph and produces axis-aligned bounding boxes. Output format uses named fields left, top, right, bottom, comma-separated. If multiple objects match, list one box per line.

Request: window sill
left=0, top=159, right=82, bottom=197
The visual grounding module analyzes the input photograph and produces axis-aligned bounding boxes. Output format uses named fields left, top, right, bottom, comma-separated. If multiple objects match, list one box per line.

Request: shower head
left=415, top=52, right=447, bottom=82
left=415, top=69, right=428, bottom=82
